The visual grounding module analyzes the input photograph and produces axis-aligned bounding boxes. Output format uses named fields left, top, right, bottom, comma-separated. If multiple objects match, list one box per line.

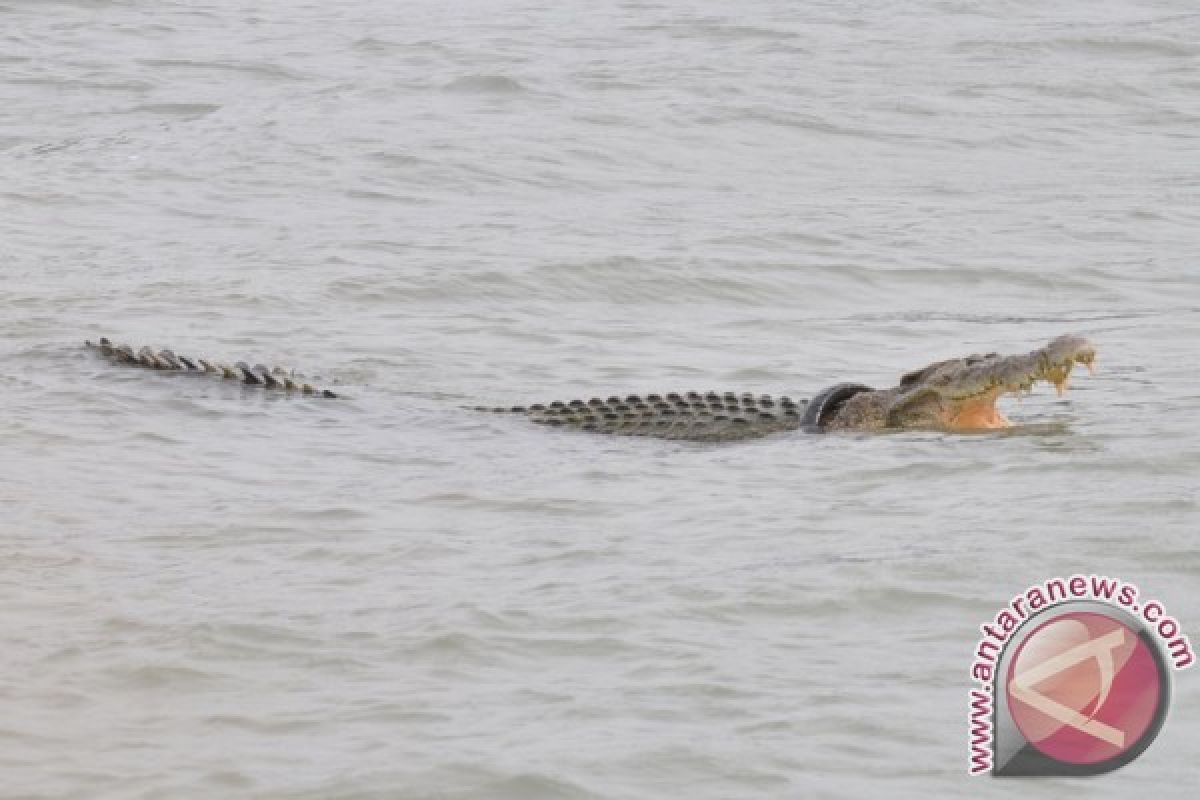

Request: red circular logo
left=1006, top=611, right=1162, bottom=765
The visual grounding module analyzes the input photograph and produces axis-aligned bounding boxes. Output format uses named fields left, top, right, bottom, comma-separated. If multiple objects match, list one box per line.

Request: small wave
left=112, top=664, right=223, bottom=689
left=352, top=36, right=397, bottom=53
left=656, top=19, right=804, bottom=45
left=366, top=151, right=424, bottom=167
left=203, top=714, right=322, bottom=734
left=1059, top=35, right=1196, bottom=58
left=124, top=102, right=221, bottom=117
left=954, top=36, right=1195, bottom=59
left=414, top=491, right=606, bottom=516
left=345, top=188, right=431, bottom=205
left=442, top=75, right=527, bottom=94
left=6, top=76, right=151, bottom=92
left=460, top=773, right=602, bottom=800
left=136, top=58, right=302, bottom=81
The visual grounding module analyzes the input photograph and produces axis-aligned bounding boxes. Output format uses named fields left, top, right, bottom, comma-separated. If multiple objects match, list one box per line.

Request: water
left=3, top=1, right=1199, bottom=797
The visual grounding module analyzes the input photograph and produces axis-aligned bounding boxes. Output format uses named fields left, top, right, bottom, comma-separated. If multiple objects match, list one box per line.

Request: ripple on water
left=442, top=75, right=528, bottom=94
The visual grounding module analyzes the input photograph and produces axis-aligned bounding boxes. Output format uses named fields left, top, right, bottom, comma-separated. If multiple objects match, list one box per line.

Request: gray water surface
left=3, top=1, right=1199, bottom=798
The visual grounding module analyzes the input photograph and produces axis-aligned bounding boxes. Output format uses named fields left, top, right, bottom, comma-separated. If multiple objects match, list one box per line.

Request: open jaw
left=885, top=334, right=1098, bottom=431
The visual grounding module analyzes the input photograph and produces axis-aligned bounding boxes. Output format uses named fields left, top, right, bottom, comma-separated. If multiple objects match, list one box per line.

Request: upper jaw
left=935, top=334, right=1096, bottom=401
left=1033, top=334, right=1096, bottom=396
left=886, top=334, right=1097, bottom=429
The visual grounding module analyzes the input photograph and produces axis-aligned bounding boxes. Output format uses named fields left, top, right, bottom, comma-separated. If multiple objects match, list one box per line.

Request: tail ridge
left=86, top=337, right=339, bottom=398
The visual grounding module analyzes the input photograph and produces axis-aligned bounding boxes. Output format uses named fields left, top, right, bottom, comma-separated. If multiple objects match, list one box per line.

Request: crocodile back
left=481, top=391, right=808, bottom=442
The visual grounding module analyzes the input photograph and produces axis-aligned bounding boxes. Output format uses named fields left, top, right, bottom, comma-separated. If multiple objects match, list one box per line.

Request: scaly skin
left=494, top=334, right=1096, bottom=440
left=85, top=337, right=339, bottom=397
left=86, top=334, right=1096, bottom=439
left=478, top=392, right=809, bottom=442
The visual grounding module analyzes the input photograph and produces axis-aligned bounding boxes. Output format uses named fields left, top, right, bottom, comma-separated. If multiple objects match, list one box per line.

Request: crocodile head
left=825, top=334, right=1097, bottom=432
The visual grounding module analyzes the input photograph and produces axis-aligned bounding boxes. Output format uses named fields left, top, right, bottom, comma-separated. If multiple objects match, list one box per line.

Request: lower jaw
left=945, top=400, right=1011, bottom=430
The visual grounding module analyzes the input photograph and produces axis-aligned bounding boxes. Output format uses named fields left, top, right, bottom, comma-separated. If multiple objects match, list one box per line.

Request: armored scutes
left=85, top=337, right=338, bottom=397
left=477, top=391, right=812, bottom=442
left=86, top=334, right=1097, bottom=440
left=479, top=334, right=1097, bottom=440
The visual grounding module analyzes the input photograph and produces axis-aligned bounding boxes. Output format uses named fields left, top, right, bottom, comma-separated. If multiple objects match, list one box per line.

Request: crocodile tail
left=85, top=337, right=339, bottom=398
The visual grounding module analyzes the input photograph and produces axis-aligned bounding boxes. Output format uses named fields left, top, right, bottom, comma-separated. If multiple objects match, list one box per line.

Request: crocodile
left=85, top=334, right=1096, bottom=439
